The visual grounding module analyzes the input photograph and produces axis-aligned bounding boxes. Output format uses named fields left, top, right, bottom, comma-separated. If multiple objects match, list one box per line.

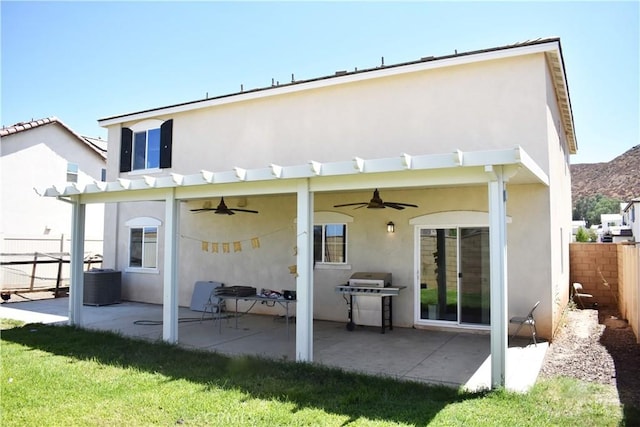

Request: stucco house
left=42, top=38, right=577, bottom=387
left=622, top=198, right=639, bottom=241
left=1, top=117, right=107, bottom=289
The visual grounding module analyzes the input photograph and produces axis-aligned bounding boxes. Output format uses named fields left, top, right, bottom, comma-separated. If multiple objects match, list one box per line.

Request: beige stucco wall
left=118, top=54, right=548, bottom=173
left=0, top=123, right=105, bottom=240
left=99, top=51, right=571, bottom=339
left=544, top=60, right=574, bottom=337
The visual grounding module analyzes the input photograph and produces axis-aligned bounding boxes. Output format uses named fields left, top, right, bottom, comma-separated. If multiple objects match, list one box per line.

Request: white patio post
left=163, top=189, right=179, bottom=343
left=69, top=197, right=86, bottom=326
left=295, top=180, right=314, bottom=361
left=488, top=165, right=508, bottom=388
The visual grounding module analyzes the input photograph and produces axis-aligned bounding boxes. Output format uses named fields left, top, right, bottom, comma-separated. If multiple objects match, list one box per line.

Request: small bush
left=575, top=227, right=589, bottom=242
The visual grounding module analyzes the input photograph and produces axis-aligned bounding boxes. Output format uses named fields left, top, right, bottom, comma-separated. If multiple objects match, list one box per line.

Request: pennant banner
left=181, top=225, right=292, bottom=255
left=251, top=237, right=260, bottom=249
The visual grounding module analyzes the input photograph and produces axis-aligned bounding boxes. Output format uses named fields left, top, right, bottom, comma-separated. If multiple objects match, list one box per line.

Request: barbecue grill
left=335, top=272, right=404, bottom=333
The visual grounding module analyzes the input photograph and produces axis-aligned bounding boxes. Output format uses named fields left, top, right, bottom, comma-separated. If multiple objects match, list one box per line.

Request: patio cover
left=41, top=145, right=548, bottom=388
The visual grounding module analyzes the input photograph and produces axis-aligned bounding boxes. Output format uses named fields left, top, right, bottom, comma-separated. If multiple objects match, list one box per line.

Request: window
left=101, top=168, right=107, bottom=182
left=314, top=224, right=347, bottom=263
left=129, top=227, right=158, bottom=269
left=133, top=128, right=160, bottom=170
left=66, top=162, right=78, bottom=183
left=120, top=119, right=173, bottom=173
left=125, top=217, right=161, bottom=271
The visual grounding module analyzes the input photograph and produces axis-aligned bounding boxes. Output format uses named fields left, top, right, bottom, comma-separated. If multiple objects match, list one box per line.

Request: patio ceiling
left=40, top=146, right=548, bottom=204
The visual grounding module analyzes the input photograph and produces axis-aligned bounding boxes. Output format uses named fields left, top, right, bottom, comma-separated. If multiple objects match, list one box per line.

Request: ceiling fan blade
left=333, top=202, right=368, bottom=208
left=229, top=208, right=259, bottom=214
left=384, top=203, right=406, bottom=210
left=385, top=201, right=418, bottom=208
left=190, top=208, right=214, bottom=212
left=215, top=209, right=235, bottom=215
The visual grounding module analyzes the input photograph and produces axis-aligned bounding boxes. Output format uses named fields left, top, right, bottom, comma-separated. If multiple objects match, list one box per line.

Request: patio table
left=217, top=294, right=296, bottom=338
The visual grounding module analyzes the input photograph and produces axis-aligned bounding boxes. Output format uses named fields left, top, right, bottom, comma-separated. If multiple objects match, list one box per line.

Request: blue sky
left=1, top=1, right=638, bottom=164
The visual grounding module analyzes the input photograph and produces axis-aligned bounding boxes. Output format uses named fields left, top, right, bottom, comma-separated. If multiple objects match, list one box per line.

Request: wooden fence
left=618, top=243, right=640, bottom=342
left=1, top=235, right=103, bottom=298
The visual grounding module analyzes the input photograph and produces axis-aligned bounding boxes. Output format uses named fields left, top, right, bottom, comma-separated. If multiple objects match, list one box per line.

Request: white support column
left=488, top=165, right=508, bottom=388
left=295, top=180, right=314, bottom=361
left=69, top=198, right=86, bottom=326
left=163, top=189, right=179, bottom=343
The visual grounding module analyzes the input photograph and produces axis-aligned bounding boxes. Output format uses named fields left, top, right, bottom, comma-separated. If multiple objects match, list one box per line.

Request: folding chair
left=572, top=282, right=594, bottom=309
left=200, top=289, right=226, bottom=332
left=510, top=300, right=540, bottom=346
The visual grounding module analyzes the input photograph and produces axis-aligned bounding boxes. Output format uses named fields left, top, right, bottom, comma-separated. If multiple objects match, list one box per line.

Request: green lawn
left=1, top=319, right=635, bottom=426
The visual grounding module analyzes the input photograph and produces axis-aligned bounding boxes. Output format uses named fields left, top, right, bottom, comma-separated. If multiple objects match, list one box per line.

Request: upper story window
left=134, top=128, right=161, bottom=170
left=120, top=119, right=173, bottom=173
left=66, top=162, right=78, bottom=183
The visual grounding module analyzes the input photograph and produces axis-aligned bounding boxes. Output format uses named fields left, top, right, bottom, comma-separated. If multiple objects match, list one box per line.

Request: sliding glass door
left=418, top=227, right=490, bottom=326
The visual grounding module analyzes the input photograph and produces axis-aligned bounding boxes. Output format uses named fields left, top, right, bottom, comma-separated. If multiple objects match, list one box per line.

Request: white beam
left=162, top=189, right=179, bottom=343
left=42, top=147, right=548, bottom=205
left=68, top=198, right=86, bottom=326
left=488, top=166, right=508, bottom=388
left=295, top=180, right=313, bottom=361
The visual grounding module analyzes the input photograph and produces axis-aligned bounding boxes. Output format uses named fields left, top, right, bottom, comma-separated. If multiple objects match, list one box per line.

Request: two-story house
left=1, top=117, right=107, bottom=291
left=42, top=38, right=577, bottom=387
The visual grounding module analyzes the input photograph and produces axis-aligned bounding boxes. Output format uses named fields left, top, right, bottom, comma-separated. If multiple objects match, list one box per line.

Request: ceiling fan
left=190, top=198, right=259, bottom=215
left=333, top=189, right=418, bottom=210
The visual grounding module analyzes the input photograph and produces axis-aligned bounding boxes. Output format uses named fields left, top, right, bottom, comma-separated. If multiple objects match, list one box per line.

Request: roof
left=623, top=198, right=640, bottom=212
left=1, top=117, right=107, bottom=160
left=98, top=37, right=577, bottom=154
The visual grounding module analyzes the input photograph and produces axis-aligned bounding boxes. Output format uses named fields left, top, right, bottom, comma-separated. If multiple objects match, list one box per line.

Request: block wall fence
left=569, top=243, right=619, bottom=306
left=569, top=242, right=640, bottom=342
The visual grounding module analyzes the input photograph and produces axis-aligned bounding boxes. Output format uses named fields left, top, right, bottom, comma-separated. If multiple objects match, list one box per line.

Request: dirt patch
left=539, top=306, right=640, bottom=408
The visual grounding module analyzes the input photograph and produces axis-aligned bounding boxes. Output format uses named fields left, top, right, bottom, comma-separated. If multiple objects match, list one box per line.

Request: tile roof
left=1, top=116, right=107, bottom=160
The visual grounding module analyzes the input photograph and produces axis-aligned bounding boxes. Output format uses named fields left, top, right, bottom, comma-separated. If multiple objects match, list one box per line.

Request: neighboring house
left=622, top=198, right=640, bottom=242
left=599, top=212, right=633, bottom=243
left=42, top=38, right=576, bottom=388
left=0, top=117, right=107, bottom=287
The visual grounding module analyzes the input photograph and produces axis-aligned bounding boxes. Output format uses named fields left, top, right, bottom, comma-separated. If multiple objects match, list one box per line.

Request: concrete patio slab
left=0, top=297, right=548, bottom=392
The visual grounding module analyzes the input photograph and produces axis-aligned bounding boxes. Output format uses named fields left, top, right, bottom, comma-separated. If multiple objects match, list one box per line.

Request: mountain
left=571, top=145, right=640, bottom=201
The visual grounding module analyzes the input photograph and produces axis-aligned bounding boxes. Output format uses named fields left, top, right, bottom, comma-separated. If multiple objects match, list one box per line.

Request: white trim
left=124, top=267, right=159, bottom=274
left=129, top=119, right=163, bottom=132
left=41, top=147, right=549, bottom=202
left=125, top=217, right=162, bottom=227
left=314, top=263, right=352, bottom=270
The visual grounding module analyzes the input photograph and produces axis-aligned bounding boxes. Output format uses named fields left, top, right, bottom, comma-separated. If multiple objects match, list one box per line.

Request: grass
left=1, top=319, right=635, bottom=426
